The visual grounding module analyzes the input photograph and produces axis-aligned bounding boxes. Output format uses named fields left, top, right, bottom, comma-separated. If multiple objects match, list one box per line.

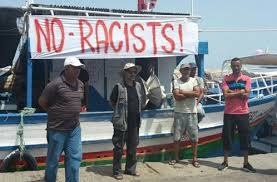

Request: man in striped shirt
left=39, top=57, right=85, bottom=182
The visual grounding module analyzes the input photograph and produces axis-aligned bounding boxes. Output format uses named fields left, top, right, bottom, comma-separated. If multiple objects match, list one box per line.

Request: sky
left=1, top=0, right=277, bottom=69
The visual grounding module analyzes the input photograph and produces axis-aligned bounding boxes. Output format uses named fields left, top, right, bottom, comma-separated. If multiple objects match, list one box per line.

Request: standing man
left=170, top=64, right=200, bottom=167
left=189, top=62, right=206, bottom=122
left=110, top=62, right=145, bottom=180
left=39, top=57, right=84, bottom=182
left=218, top=57, right=256, bottom=172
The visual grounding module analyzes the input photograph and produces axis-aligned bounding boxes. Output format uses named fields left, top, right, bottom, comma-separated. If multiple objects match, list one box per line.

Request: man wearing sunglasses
left=110, top=62, right=146, bottom=180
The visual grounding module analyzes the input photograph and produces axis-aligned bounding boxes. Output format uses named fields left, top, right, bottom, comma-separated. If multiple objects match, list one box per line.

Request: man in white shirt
left=170, top=63, right=200, bottom=168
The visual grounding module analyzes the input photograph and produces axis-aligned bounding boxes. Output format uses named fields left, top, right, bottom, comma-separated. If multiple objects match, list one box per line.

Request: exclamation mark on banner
left=178, top=24, right=184, bottom=52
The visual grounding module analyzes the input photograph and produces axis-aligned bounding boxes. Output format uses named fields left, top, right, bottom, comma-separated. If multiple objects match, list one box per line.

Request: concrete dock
left=1, top=153, right=277, bottom=182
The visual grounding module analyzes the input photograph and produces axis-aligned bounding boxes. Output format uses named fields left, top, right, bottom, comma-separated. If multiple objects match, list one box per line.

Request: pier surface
left=1, top=153, right=277, bottom=182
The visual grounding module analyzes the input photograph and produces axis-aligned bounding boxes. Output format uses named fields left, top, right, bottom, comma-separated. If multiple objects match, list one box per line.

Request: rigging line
left=0, top=28, right=18, bottom=32
left=199, top=28, right=277, bottom=32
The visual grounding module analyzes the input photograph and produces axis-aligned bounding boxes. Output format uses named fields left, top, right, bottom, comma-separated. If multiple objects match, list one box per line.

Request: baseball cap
left=180, top=63, right=190, bottom=70
left=64, top=57, right=85, bottom=68
left=189, top=62, right=197, bottom=68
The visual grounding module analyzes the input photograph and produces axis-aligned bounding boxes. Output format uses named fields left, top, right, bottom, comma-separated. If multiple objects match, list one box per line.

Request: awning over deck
left=239, top=54, right=277, bottom=65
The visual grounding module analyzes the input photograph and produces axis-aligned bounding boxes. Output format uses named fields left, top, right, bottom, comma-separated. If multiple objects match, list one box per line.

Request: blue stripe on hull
left=0, top=95, right=275, bottom=125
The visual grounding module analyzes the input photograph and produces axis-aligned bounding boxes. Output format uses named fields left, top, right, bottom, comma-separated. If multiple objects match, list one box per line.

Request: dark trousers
left=222, top=114, right=250, bottom=153
left=112, top=126, right=139, bottom=175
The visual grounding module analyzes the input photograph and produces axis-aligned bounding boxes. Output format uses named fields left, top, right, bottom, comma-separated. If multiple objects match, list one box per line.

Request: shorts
left=173, top=112, right=198, bottom=142
left=222, top=114, right=250, bottom=152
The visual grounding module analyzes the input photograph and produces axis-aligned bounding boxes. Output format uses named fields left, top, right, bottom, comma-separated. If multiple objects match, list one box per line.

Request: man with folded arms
left=170, top=63, right=200, bottom=168
left=218, top=57, right=256, bottom=173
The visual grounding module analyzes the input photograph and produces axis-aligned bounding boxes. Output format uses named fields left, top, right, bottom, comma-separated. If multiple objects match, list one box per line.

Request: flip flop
left=169, top=160, right=179, bottom=165
left=192, top=160, right=200, bottom=168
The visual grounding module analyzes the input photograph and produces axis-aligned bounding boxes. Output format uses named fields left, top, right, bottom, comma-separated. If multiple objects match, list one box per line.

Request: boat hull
left=0, top=95, right=275, bottom=169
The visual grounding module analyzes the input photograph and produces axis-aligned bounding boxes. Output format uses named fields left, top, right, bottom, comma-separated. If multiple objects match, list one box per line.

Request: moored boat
left=0, top=4, right=276, bottom=171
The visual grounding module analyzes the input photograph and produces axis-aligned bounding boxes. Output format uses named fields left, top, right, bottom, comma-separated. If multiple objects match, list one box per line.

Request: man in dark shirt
left=110, top=62, right=145, bottom=180
left=39, top=57, right=84, bottom=182
left=110, top=83, right=140, bottom=128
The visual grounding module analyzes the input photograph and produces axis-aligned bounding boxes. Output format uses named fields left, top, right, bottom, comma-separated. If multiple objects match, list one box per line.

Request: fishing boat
left=0, top=3, right=276, bottom=171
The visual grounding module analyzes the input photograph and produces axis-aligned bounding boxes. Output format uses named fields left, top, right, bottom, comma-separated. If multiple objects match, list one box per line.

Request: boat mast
left=191, top=0, right=194, bottom=16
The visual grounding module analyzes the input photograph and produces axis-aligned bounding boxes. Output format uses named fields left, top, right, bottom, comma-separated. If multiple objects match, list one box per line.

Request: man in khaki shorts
left=170, top=63, right=200, bottom=167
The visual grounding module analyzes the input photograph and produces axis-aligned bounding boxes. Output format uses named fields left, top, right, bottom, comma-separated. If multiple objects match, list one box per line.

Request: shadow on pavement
left=256, top=169, right=277, bottom=175
left=86, top=165, right=114, bottom=178
left=197, top=159, right=242, bottom=171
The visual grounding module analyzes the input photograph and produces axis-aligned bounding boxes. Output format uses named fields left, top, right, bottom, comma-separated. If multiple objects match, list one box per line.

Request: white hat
left=179, top=63, right=190, bottom=70
left=64, top=57, right=85, bottom=68
left=123, top=63, right=141, bottom=73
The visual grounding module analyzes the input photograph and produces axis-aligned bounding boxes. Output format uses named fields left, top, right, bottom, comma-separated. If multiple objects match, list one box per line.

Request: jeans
left=45, top=126, right=82, bottom=182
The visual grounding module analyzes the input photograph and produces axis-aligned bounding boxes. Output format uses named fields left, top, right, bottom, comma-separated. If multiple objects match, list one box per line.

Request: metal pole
left=195, top=54, right=204, bottom=78
left=26, top=38, right=32, bottom=107
left=191, top=0, right=194, bottom=16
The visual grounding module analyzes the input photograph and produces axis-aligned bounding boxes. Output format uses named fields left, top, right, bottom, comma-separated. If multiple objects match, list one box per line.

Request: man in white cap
left=170, top=63, right=200, bottom=167
left=110, top=62, right=146, bottom=180
left=39, top=57, right=84, bottom=182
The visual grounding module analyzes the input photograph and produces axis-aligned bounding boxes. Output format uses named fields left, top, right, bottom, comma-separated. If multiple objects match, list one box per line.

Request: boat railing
left=28, top=4, right=201, bottom=19
left=251, top=74, right=277, bottom=96
left=164, top=74, right=277, bottom=107
left=203, top=74, right=277, bottom=105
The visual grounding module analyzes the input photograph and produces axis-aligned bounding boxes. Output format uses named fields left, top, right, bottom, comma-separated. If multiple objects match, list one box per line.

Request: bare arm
left=180, top=86, right=200, bottom=98
left=38, top=96, right=49, bottom=111
left=173, top=86, right=200, bottom=101
left=197, top=88, right=205, bottom=105
left=110, top=100, right=116, bottom=110
left=196, top=78, right=205, bottom=104
left=243, top=87, right=251, bottom=97
left=223, top=88, right=250, bottom=98
left=173, top=89, right=187, bottom=101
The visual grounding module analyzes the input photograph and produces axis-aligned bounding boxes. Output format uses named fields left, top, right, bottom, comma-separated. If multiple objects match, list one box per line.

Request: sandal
left=169, top=160, right=179, bottom=165
left=192, top=160, right=200, bottom=168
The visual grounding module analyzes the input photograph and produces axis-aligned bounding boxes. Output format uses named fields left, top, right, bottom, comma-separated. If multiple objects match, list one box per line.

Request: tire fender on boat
left=0, top=149, right=37, bottom=172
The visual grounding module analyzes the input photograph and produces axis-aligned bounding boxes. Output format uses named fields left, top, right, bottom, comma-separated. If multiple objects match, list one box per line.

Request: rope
left=17, top=112, right=25, bottom=159
left=200, top=28, right=277, bottom=32
left=16, top=107, right=35, bottom=159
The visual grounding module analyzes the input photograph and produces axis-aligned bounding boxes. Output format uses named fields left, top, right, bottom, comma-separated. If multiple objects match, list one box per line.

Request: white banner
left=29, top=15, right=199, bottom=59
